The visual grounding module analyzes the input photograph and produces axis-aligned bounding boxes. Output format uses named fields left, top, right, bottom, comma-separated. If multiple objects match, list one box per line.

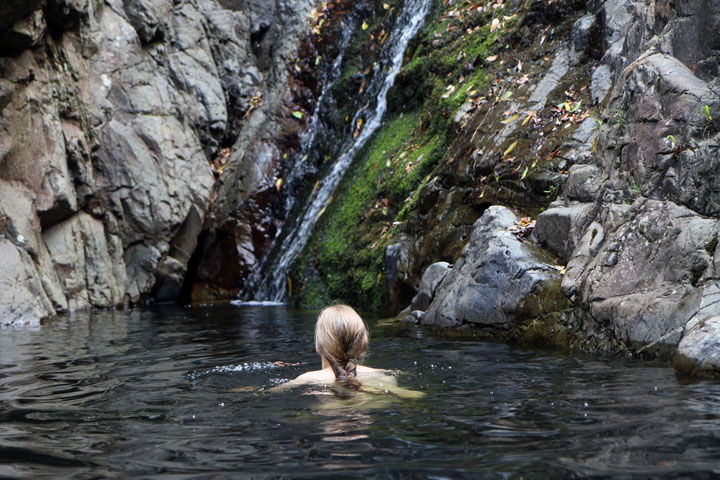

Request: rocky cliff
left=276, top=0, right=720, bottom=375
left=0, top=0, right=316, bottom=325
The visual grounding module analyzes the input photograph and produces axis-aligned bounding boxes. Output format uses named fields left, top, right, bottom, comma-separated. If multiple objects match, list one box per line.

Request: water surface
left=0, top=305, right=719, bottom=478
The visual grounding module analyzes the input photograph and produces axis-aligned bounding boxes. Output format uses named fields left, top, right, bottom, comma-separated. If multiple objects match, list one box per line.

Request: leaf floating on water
left=292, top=111, right=303, bottom=119
left=362, top=20, right=369, bottom=30
left=501, top=113, right=521, bottom=125
left=503, top=139, right=518, bottom=157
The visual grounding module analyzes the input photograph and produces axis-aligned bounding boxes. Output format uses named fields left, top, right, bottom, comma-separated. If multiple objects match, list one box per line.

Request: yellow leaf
left=376, top=272, right=382, bottom=285
left=362, top=20, right=369, bottom=30
left=315, top=206, right=326, bottom=222
left=522, top=110, right=536, bottom=126
left=275, top=178, right=284, bottom=191
left=592, top=136, right=598, bottom=153
left=287, top=276, right=292, bottom=296
left=501, top=113, right=521, bottom=125
left=503, top=140, right=518, bottom=157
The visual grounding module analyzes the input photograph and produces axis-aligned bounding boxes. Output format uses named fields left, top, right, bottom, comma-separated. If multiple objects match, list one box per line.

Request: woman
left=274, top=305, right=423, bottom=399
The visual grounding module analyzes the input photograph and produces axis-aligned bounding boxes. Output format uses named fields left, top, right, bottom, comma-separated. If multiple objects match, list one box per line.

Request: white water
left=252, top=0, right=431, bottom=301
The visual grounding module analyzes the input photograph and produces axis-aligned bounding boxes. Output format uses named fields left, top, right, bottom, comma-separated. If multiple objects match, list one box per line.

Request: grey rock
left=0, top=239, right=56, bottom=327
left=410, top=261, right=451, bottom=312
left=43, top=213, right=126, bottom=310
left=676, top=316, right=720, bottom=376
left=422, top=206, right=559, bottom=328
left=527, top=46, right=577, bottom=111
left=122, top=0, right=166, bottom=44
left=563, top=165, right=601, bottom=202
left=385, top=235, right=416, bottom=309
left=0, top=0, right=316, bottom=317
left=562, top=199, right=718, bottom=345
left=535, top=202, right=594, bottom=262
left=590, top=64, right=612, bottom=104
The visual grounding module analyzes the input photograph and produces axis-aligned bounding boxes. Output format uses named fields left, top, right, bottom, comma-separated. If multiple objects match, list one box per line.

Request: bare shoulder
left=356, top=365, right=391, bottom=375
left=270, top=368, right=334, bottom=392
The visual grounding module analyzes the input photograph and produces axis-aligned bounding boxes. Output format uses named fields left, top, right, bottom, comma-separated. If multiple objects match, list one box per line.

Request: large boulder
left=422, top=206, right=562, bottom=328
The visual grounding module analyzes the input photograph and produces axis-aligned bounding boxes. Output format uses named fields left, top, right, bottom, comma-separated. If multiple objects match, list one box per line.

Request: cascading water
left=247, top=0, right=431, bottom=303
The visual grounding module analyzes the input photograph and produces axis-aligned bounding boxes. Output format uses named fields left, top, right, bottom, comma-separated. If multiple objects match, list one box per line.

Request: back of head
left=315, top=305, right=369, bottom=381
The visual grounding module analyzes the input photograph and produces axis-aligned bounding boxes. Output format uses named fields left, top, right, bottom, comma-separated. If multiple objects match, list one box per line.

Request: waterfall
left=247, top=0, right=431, bottom=303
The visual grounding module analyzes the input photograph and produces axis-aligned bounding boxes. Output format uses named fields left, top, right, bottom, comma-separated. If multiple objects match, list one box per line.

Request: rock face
left=532, top=0, right=720, bottom=367
left=0, top=0, right=316, bottom=325
left=421, top=207, right=562, bottom=329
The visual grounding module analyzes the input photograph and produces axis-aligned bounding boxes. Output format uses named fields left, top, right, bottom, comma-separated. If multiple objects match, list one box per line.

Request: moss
left=290, top=0, right=511, bottom=312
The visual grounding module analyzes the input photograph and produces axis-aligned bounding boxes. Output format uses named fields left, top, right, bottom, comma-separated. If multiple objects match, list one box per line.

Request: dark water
left=1, top=305, right=719, bottom=479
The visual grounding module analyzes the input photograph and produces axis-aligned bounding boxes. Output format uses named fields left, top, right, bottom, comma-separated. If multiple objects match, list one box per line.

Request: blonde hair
left=315, top=304, right=369, bottom=380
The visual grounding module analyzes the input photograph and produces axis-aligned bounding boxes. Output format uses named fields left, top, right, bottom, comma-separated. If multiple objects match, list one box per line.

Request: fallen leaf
left=292, top=111, right=303, bottom=119
left=441, top=84, right=456, bottom=99
left=522, top=110, right=536, bottom=125
left=499, top=90, right=513, bottom=101
left=501, top=113, right=521, bottom=124
left=521, top=166, right=528, bottom=180
left=503, top=140, right=518, bottom=157
left=362, top=20, right=369, bottom=30
left=486, top=54, right=498, bottom=62
left=275, top=178, right=284, bottom=191
left=383, top=2, right=390, bottom=9
left=490, top=18, right=500, bottom=32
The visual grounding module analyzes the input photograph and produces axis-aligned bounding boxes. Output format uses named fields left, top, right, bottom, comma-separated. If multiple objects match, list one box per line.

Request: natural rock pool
left=1, top=305, right=719, bottom=478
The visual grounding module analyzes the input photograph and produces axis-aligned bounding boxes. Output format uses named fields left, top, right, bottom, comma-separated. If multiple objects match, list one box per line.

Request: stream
left=246, top=0, right=432, bottom=302
left=1, top=305, right=719, bottom=478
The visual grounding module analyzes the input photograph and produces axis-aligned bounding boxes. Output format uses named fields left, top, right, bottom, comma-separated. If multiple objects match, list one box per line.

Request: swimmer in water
left=273, top=304, right=423, bottom=399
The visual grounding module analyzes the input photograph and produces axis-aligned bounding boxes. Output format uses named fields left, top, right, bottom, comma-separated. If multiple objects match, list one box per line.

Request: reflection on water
left=0, top=304, right=719, bottom=478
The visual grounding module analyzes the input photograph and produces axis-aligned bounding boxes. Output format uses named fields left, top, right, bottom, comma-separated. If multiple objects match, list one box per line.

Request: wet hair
left=315, top=304, right=369, bottom=381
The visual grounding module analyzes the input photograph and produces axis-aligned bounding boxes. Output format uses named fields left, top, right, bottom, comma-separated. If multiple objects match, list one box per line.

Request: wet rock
left=386, top=235, right=417, bottom=311
left=562, top=199, right=718, bottom=345
left=43, top=212, right=126, bottom=310
left=0, top=239, right=56, bottom=327
left=422, top=206, right=560, bottom=328
left=409, top=261, right=451, bottom=312
left=676, top=316, right=720, bottom=376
